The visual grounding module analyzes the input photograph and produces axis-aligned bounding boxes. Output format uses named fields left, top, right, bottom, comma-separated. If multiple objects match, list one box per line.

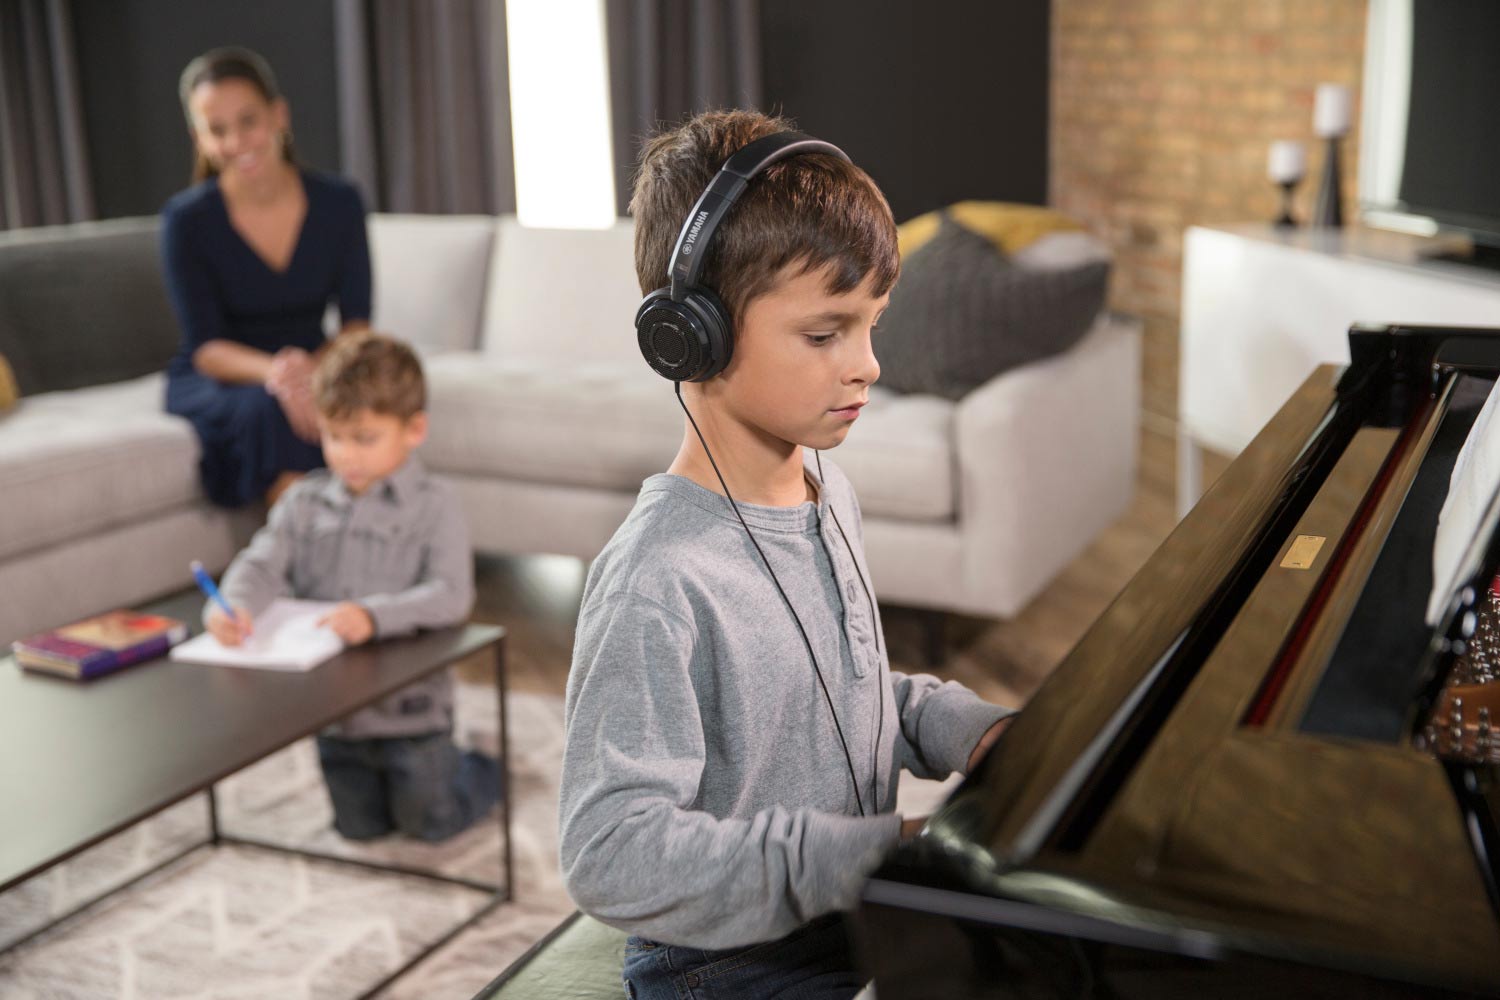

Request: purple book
left=13, top=610, right=188, bottom=680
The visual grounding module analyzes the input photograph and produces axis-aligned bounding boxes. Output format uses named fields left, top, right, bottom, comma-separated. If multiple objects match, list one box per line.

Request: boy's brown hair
left=313, top=332, right=425, bottom=421
left=630, top=110, right=899, bottom=333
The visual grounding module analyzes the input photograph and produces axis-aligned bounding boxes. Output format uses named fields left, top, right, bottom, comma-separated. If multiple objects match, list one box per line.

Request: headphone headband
left=666, top=131, right=851, bottom=301
left=637, top=129, right=849, bottom=383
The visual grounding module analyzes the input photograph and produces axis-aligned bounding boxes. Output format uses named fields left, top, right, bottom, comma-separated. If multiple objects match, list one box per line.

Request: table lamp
left=1311, top=83, right=1351, bottom=227
left=1268, top=140, right=1307, bottom=227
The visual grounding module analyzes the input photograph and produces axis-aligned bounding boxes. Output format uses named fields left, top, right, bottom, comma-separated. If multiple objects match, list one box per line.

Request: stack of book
left=11, top=610, right=189, bottom=680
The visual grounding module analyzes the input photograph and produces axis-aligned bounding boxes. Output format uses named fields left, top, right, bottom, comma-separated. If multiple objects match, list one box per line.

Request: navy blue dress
left=161, top=170, right=372, bottom=507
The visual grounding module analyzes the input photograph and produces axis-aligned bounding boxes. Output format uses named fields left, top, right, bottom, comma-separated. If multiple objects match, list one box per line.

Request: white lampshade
left=1268, top=140, right=1307, bottom=183
left=1314, top=83, right=1353, bottom=138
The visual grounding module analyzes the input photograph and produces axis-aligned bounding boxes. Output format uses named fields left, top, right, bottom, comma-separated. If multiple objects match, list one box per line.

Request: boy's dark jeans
left=315, top=731, right=499, bottom=843
left=622, top=914, right=864, bottom=1000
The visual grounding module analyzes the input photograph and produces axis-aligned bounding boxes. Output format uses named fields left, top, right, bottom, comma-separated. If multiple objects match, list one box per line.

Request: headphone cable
left=675, top=382, right=866, bottom=818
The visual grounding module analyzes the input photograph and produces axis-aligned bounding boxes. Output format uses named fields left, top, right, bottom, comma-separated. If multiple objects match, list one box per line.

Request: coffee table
left=0, top=588, right=510, bottom=998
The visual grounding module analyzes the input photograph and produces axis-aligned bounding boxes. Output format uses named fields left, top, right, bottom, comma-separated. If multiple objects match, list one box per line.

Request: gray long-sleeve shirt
left=559, top=455, right=1012, bottom=949
left=210, top=456, right=475, bottom=738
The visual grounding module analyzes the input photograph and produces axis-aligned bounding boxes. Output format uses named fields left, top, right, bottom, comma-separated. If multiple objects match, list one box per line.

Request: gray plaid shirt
left=210, top=456, right=475, bottom=738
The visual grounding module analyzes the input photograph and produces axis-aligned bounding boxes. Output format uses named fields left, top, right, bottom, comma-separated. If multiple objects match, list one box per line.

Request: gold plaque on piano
left=1280, top=534, right=1326, bottom=570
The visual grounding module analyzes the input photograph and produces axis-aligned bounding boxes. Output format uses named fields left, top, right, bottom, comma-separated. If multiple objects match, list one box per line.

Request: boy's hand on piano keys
left=966, top=716, right=1013, bottom=774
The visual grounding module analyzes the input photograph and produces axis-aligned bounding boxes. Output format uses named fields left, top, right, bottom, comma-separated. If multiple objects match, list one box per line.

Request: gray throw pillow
left=875, top=215, right=1109, bottom=400
left=0, top=218, right=178, bottom=396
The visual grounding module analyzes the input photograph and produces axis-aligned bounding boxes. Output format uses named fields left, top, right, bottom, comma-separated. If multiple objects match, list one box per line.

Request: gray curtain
left=334, top=0, right=515, bottom=214
left=606, top=0, right=763, bottom=216
left=0, top=0, right=94, bottom=230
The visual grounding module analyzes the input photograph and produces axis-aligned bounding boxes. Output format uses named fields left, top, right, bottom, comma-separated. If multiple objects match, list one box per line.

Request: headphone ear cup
left=636, top=288, right=709, bottom=381
left=683, top=286, right=732, bottom=381
left=635, top=286, right=733, bottom=382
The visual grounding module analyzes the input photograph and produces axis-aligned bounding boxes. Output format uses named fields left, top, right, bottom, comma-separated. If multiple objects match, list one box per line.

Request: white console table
left=1177, top=223, right=1500, bottom=518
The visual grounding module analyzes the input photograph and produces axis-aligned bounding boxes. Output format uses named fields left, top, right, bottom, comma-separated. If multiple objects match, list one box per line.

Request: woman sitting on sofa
left=162, top=46, right=371, bottom=508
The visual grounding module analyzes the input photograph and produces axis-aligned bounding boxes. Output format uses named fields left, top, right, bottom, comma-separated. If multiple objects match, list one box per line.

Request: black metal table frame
left=2, top=636, right=513, bottom=1000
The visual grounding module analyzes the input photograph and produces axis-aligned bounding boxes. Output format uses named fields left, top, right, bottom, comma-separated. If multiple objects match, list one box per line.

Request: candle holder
left=1275, top=179, right=1300, bottom=228
left=1267, top=140, right=1307, bottom=228
left=1312, top=135, right=1343, bottom=227
left=1311, top=84, right=1351, bottom=228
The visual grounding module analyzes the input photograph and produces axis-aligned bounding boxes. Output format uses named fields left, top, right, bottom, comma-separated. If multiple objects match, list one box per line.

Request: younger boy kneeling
left=207, top=332, right=498, bottom=842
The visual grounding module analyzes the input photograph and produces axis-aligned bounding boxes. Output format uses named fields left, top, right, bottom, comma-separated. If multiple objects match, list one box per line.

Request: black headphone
left=635, top=130, right=883, bottom=818
left=635, top=131, right=851, bottom=382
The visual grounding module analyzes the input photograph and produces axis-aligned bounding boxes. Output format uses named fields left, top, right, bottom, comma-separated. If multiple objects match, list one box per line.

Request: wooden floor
left=457, top=426, right=1222, bottom=709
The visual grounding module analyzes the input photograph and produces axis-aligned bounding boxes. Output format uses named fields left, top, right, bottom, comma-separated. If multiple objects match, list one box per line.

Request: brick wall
left=1051, top=0, right=1367, bottom=492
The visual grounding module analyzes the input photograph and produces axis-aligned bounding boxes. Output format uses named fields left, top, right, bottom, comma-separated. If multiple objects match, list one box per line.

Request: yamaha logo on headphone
left=681, top=209, right=710, bottom=254
left=634, top=131, right=851, bottom=383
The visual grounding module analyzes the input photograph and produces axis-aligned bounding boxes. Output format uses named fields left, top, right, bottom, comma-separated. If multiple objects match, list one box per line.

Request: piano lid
left=869, top=325, right=1500, bottom=994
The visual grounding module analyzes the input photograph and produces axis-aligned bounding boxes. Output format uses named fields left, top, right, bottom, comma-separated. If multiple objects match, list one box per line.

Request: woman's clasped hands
left=265, top=346, right=320, bottom=442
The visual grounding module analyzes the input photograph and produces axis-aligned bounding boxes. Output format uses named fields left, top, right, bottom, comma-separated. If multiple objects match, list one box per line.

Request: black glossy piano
left=855, top=324, right=1500, bottom=998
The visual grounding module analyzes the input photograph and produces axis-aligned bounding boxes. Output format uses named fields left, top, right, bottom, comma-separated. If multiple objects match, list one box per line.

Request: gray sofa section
left=0, top=220, right=255, bottom=646
left=0, top=213, right=1142, bottom=648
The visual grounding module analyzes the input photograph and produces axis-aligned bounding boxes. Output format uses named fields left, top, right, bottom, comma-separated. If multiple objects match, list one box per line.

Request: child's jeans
left=621, top=914, right=864, bottom=1000
left=316, top=730, right=500, bottom=843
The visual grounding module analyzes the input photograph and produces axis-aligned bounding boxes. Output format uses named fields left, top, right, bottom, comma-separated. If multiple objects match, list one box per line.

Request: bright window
left=506, top=0, right=617, bottom=229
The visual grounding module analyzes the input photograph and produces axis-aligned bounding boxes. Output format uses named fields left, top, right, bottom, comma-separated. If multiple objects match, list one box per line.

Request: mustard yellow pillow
left=897, top=201, right=1085, bottom=258
left=0, top=353, right=17, bottom=413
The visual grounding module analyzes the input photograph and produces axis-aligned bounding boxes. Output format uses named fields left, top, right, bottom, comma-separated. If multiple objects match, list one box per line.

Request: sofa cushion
left=836, top=386, right=955, bottom=522
left=422, top=354, right=682, bottom=491
left=877, top=203, right=1110, bottom=400
left=368, top=214, right=496, bottom=355
left=0, top=374, right=203, bottom=562
left=422, top=354, right=955, bottom=522
left=480, top=217, right=643, bottom=369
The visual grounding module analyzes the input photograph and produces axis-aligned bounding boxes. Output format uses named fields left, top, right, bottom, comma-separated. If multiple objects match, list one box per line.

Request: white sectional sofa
left=0, top=214, right=1140, bottom=647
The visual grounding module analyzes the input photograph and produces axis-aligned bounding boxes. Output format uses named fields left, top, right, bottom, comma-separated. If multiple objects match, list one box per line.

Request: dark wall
left=760, top=0, right=1049, bottom=224
left=73, top=0, right=340, bottom=219
left=71, top=0, right=1048, bottom=223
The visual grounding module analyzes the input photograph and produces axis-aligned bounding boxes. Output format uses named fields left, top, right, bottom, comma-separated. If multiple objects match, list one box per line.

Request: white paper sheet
left=1429, top=381, right=1500, bottom=625
left=170, top=598, right=344, bottom=671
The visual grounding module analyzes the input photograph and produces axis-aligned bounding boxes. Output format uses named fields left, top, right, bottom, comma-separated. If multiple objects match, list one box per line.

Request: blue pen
left=190, top=561, right=237, bottom=619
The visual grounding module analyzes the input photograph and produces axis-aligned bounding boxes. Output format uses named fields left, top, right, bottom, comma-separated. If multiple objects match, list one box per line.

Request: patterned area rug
left=0, top=687, right=575, bottom=999
left=0, top=685, right=958, bottom=999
